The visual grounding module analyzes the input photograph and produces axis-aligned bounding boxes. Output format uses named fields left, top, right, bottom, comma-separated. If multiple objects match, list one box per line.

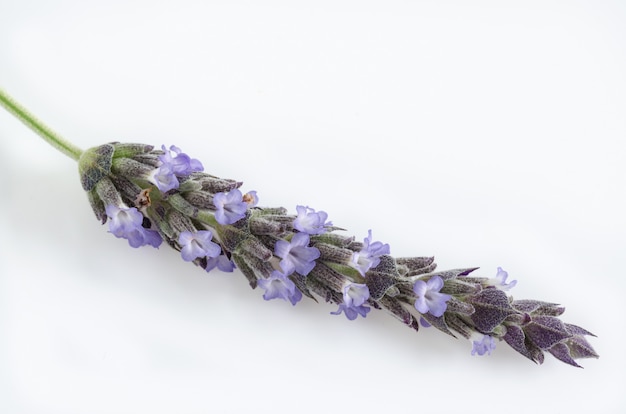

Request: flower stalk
left=0, top=87, right=82, bottom=160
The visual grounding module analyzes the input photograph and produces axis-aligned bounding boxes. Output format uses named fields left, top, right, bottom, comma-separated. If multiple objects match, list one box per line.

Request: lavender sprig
left=0, top=88, right=598, bottom=367
left=77, top=141, right=597, bottom=367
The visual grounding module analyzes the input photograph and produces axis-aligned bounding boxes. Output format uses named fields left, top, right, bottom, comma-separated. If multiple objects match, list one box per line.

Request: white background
left=1, top=1, right=624, bottom=413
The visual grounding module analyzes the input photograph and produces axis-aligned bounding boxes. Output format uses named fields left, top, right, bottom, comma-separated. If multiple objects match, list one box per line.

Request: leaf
left=524, top=316, right=572, bottom=350
left=468, top=289, right=518, bottom=332
left=503, top=325, right=544, bottom=364
left=567, top=336, right=599, bottom=359
left=547, top=343, right=581, bottom=368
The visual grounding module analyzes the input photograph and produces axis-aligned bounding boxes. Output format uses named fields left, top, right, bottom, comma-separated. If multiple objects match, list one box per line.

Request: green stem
left=0, top=87, right=82, bottom=161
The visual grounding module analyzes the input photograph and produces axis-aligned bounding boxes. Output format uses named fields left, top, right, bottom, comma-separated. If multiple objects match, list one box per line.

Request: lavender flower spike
left=66, top=141, right=598, bottom=368
left=1, top=88, right=600, bottom=369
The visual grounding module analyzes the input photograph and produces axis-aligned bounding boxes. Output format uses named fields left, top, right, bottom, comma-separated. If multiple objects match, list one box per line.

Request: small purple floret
left=178, top=230, right=221, bottom=262
left=492, top=267, right=517, bottom=290
left=213, top=189, right=248, bottom=225
left=205, top=255, right=236, bottom=273
left=150, top=164, right=180, bottom=192
left=105, top=205, right=162, bottom=248
left=331, top=303, right=371, bottom=320
left=413, top=275, right=452, bottom=317
left=331, top=282, right=371, bottom=320
left=275, top=233, right=320, bottom=276
left=350, top=230, right=390, bottom=275
left=343, top=283, right=370, bottom=307
left=150, top=145, right=203, bottom=192
left=159, top=145, right=204, bottom=176
left=471, top=334, right=497, bottom=356
left=258, top=270, right=302, bottom=305
left=293, top=205, right=332, bottom=235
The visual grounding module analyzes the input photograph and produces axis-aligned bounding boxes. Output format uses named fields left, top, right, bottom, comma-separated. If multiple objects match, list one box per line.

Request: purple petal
left=471, top=335, right=497, bottom=356
left=258, top=270, right=301, bottom=305
left=214, top=189, right=247, bottom=225
left=178, top=230, right=221, bottom=262
left=151, top=165, right=179, bottom=192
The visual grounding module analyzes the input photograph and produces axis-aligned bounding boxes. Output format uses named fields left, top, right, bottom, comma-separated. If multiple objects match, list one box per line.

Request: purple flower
left=159, top=145, right=203, bottom=176
left=136, top=228, right=163, bottom=248
left=213, top=189, right=248, bottom=225
left=149, top=145, right=203, bottom=192
left=331, top=283, right=371, bottom=320
left=490, top=267, right=517, bottom=290
left=293, top=205, right=332, bottom=235
left=150, top=164, right=179, bottom=192
left=274, top=232, right=320, bottom=276
left=342, top=283, right=370, bottom=307
left=471, top=334, right=497, bottom=356
left=105, top=205, right=162, bottom=248
left=350, top=230, right=390, bottom=275
left=205, top=255, right=236, bottom=273
left=331, top=303, right=371, bottom=320
left=413, top=276, right=452, bottom=317
left=178, top=230, right=221, bottom=262
left=258, top=270, right=302, bottom=305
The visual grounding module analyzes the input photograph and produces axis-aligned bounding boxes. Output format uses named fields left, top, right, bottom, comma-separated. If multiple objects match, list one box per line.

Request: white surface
left=1, top=1, right=624, bottom=413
